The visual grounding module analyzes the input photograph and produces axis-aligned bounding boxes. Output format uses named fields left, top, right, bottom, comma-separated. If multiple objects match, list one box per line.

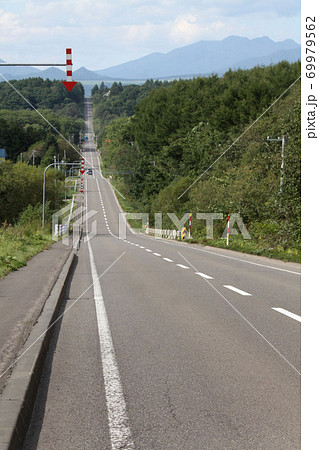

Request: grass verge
left=188, top=235, right=300, bottom=263
left=108, top=176, right=300, bottom=263
left=0, top=225, right=54, bottom=278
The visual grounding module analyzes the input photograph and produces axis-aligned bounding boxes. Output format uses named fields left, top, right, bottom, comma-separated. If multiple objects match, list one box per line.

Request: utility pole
left=266, top=134, right=287, bottom=194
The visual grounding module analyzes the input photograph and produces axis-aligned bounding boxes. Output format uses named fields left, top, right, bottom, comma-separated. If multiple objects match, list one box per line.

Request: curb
left=0, top=245, right=78, bottom=450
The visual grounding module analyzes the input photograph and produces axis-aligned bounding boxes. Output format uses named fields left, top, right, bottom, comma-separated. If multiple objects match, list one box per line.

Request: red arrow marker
left=62, top=81, right=77, bottom=92
left=80, top=168, right=85, bottom=174
left=62, top=49, right=77, bottom=92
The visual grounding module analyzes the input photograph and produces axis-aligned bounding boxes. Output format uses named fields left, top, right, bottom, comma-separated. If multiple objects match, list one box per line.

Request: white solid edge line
left=87, top=243, right=134, bottom=449
left=272, top=307, right=301, bottom=322
left=86, top=181, right=134, bottom=449
left=196, top=272, right=214, bottom=280
left=223, top=285, right=252, bottom=296
left=134, top=234, right=300, bottom=276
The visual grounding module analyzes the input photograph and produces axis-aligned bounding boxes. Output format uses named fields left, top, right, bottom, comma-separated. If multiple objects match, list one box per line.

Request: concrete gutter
left=0, top=239, right=79, bottom=449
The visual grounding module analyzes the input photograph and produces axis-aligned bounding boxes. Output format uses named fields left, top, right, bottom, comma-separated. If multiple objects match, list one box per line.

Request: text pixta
left=307, top=94, right=317, bottom=138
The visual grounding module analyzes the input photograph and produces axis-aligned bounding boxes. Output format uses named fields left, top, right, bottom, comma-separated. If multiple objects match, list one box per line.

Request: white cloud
left=0, top=1, right=301, bottom=68
left=167, top=13, right=233, bottom=45
left=169, top=14, right=199, bottom=43
left=0, top=8, right=20, bottom=35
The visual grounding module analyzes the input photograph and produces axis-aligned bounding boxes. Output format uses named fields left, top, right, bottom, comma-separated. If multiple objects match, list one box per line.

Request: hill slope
left=95, top=61, right=301, bottom=260
left=96, top=36, right=301, bottom=79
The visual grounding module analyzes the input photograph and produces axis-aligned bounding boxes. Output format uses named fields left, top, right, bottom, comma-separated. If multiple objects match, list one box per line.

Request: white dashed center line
left=195, top=272, right=214, bottom=280
left=272, top=308, right=301, bottom=322
left=176, top=264, right=190, bottom=269
left=223, top=285, right=252, bottom=296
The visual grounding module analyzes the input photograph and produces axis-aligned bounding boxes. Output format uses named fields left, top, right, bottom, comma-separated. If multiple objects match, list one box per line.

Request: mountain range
left=0, top=36, right=301, bottom=82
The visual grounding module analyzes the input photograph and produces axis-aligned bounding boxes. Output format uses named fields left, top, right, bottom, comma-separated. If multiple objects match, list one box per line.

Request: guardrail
left=147, top=228, right=183, bottom=240
left=54, top=195, right=76, bottom=237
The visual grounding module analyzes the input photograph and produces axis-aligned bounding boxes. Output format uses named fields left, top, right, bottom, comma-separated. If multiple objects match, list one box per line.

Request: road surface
left=23, top=98, right=301, bottom=450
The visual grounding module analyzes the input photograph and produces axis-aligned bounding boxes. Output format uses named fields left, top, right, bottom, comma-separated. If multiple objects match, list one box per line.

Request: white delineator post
left=226, top=214, right=230, bottom=246
left=146, top=217, right=149, bottom=234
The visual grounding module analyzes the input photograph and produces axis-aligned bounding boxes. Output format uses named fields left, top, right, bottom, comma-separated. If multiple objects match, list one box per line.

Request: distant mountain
left=0, top=36, right=301, bottom=84
left=96, top=36, right=301, bottom=79
left=0, top=65, right=65, bottom=81
left=73, top=67, right=105, bottom=80
left=233, top=47, right=301, bottom=71
left=41, top=67, right=65, bottom=80
left=0, top=65, right=41, bottom=80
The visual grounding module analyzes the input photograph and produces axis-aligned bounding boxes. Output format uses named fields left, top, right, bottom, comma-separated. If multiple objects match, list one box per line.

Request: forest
left=0, top=77, right=85, bottom=275
left=0, top=78, right=84, bottom=163
left=0, top=77, right=84, bottom=117
left=0, top=77, right=84, bottom=223
left=94, top=61, right=301, bottom=260
left=92, top=79, right=168, bottom=135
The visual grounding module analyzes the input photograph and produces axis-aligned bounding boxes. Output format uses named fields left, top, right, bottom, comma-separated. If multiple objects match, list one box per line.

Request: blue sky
left=0, top=0, right=301, bottom=70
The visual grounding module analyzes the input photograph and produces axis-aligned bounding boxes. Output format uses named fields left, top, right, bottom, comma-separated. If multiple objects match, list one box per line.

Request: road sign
left=181, top=227, right=187, bottom=240
left=62, top=49, right=77, bottom=93
left=62, top=81, right=77, bottom=92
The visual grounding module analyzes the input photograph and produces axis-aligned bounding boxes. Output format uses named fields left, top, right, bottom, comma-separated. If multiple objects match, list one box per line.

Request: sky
left=0, top=0, right=301, bottom=70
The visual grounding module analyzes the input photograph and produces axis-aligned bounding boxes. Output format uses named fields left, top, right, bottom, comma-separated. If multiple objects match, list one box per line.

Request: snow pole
left=188, top=213, right=192, bottom=239
left=226, top=214, right=230, bottom=246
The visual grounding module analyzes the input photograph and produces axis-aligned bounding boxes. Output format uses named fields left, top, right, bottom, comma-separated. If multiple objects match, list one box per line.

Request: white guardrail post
left=147, top=227, right=182, bottom=240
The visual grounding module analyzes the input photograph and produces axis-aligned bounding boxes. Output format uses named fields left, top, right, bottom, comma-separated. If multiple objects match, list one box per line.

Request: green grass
left=0, top=199, right=77, bottom=278
left=188, top=235, right=300, bottom=263
left=106, top=176, right=146, bottom=229
left=0, top=224, right=54, bottom=278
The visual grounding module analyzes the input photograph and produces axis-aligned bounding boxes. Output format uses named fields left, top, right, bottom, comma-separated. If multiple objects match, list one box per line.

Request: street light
left=42, top=162, right=81, bottom=227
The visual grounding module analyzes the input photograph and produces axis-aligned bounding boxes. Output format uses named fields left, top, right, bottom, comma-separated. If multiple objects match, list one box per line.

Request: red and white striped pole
left=66, top=48, right=73, bottom=81
left=62, top=48, right=77, bottom=92
left=80, top=157, right=85, bottom=194
left=188, top=213, right=192, bottom=239
left=226, top=214, right=230, bottom=246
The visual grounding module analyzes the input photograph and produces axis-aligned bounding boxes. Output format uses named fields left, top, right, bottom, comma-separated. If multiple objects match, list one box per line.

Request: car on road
left=87, top=169, right=93, bottom=175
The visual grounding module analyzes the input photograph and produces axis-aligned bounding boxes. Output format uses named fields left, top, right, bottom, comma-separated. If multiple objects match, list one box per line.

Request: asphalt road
left=23, top=99, right=301, bottom=450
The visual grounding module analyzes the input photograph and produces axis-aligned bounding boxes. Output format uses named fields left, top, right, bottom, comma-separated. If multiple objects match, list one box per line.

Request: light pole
left=42, top=162, right=81, bottom=227
left=266, top=134, right=288, bottom=194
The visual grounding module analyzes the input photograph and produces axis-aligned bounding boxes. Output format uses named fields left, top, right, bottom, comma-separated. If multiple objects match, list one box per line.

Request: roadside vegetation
left=0, top=161, right=68, bottom=278
left=0, top=78, right=84, bottom=277
left=0, top=204, right=53, bottom=278
left=94, top=61, right=301, bottom=262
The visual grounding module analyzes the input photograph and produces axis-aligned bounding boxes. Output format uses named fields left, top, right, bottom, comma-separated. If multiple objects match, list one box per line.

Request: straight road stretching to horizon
left=23, top=98, right=300, bottom=450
